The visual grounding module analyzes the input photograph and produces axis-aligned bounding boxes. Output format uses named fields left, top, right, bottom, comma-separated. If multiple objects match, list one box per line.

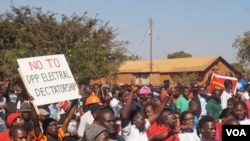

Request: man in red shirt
left=0, top=112, right=25, bottom=141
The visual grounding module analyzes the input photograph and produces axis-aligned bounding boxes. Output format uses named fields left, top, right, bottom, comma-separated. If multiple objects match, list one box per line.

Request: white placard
left=17, top=54, right=81, bottom=106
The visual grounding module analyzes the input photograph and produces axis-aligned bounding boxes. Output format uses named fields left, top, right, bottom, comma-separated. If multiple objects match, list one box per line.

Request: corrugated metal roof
left=118, top=56, right=220, bottom=73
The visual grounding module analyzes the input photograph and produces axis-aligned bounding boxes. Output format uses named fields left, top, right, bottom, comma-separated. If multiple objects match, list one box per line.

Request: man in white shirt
left=197, top=86, right=208, bottom=117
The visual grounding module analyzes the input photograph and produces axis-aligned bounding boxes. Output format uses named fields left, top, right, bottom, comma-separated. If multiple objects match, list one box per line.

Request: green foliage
left=233, top=31, right=250, bottom=66
left=124, top=54, right=141, bottom=61
left=230, top=63, right=246, bottom=74
left=231, top=62, right=250, bottom=80
left=0, top=6, right=128, bottom=82
left=171, top=72, right=198, bottom=85
left=167, top=51, right=192, bottom=59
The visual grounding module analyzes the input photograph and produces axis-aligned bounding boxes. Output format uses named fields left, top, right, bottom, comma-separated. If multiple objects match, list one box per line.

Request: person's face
left=11, top=129, right=28, bottom=141
left=234, top=104, right=246, bottom=120
left=9, top=83, right=14, bottom=91
left=198, top=87, right=206, bottom=95
left=192, top=84, right=198, bottom=92
left=22, top=111, right=30, bottom=121
left=145, top=94, right=154, bottom=102
left=168, top=87, right=175, bottom=94
left=228, top=84, right=232, bottom=90
left=162, top=111, right=179, bottom=129
left=145, top=105, right=154, bottom=118
left=201, top=122, right=216, bottom=139
left=119, top=93, right=127, bottom=103
left=113, top=90, right=119, bottom=99
left=227, top=101, right=234, bottom=109
left=15, top=85, right=22, bottom=94
left=84, top=86, right=92, bottom=95
left=235, top=74, right=241, bottom=80
left=99, top=112, right=116, bottom=134
left=133, top=112, right=146, bottom=132
left=190, top=104, right=199, bottom=113
left=138, top=94, right=149, bottom=102
left=173, top=90, right=180, bottom=98
left=94, top=130, right=110, bottom=141
left=93, top=85, right=99, bottom=91
left=13, top=117, right=25, bottom=126
left=183, top=88, right=189, bottom=98
left=213, top=90, right=221, bottom=102
left=182, top=113, right=194, bottom=128
left=46, top=121, right=58, bottom=136
left=221, top=115, right=235, bottom=125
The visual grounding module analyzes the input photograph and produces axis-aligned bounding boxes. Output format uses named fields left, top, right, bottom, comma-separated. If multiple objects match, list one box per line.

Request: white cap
left=38, top=108, right=49, bottom=116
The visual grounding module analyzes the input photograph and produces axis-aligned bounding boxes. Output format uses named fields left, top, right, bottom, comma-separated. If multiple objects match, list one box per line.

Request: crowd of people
left=0, top=70, right=249, bottom=141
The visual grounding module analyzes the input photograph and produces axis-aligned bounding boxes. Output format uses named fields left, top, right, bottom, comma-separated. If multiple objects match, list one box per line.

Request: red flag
left=208, top=73, right=237, bottom=94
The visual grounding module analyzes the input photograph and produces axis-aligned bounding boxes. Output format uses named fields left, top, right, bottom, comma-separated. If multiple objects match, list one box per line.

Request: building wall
left=116, top=73, right=134, bottom=85
left=200, top=59, right=234, bottom=86
left=149, top=73, right=160, bottom=86
left=160, top=72, right=202, bottom=88
left=115, top=59, right=234, bottom=87
left=214, top=60, right=233, bottom=75
left=159, top=73, right=173, bottom=86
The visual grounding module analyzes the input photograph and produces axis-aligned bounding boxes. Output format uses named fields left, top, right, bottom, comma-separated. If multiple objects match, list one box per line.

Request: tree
left=124, top=54, right=141, bottom=61
left=167, top=51, right=192, bottom=59
left=233, top=31, right=250, bottom=68
left=230, top=63, right=246, bottom=74
left=0, top=6, right=129, bottom=82
left=171, top=72, right=198, bottom=86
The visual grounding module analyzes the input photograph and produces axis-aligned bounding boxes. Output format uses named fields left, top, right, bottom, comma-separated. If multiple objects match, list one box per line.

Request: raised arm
left=61, top=99, right=77, bottom=132
left=121, top=85, right=137, bottom=128
left=147, top=94, right=169, bottom=124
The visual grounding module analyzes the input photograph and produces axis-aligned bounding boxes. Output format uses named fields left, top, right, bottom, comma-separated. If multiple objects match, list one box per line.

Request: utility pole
left=149, top=18, right=153, bottom=72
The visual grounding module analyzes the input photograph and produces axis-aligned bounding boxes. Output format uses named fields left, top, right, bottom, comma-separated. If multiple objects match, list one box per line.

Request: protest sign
left=208, top=73, right=237, bottom=94
left=17, top=54, right=81, bottom=106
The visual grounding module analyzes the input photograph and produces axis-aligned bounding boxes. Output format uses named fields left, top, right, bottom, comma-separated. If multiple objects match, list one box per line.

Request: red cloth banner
left=208, top=73, right=237, bottom=94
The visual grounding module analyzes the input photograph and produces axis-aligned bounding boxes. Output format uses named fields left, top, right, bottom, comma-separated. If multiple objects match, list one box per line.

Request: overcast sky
left=1, top=0, right=250, bottom=63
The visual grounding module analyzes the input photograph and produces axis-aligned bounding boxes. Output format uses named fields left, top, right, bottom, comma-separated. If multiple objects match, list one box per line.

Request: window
left=134, top=74, right=149, bottom=85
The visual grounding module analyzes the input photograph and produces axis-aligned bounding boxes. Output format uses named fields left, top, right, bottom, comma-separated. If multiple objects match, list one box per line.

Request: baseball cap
left=38, top=108, right=49, bottom=116
left=6, top=112, right=23, bottom=127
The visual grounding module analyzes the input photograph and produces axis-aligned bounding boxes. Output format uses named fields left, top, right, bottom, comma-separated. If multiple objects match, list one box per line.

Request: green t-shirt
left=205, top=99, right=222, bottom=121
left=175, top=95, right=190, bottom=113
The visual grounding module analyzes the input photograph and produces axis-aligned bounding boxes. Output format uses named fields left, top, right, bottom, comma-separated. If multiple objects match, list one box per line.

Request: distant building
left=116, top=56, right=235, bottom=87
